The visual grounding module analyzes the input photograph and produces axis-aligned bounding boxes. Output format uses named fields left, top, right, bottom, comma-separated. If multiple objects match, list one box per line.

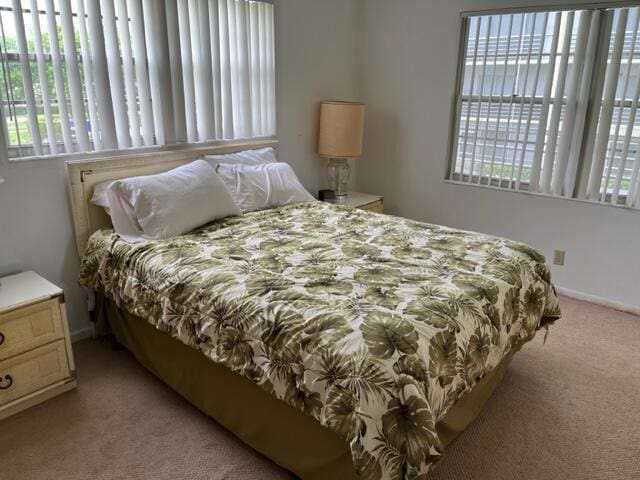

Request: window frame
left=445, top=1, right=640, bottom=210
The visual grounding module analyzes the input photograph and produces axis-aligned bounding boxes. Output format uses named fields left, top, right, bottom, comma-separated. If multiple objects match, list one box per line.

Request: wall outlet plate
left=553, top=250, right=566, bottom=266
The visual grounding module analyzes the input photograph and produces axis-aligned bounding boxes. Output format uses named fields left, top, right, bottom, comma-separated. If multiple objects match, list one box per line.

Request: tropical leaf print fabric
left=79, top=202, right=561, bottom=479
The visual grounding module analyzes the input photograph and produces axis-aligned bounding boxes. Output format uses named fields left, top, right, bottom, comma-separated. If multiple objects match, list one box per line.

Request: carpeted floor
left=1, top=296, right=639, bottom=479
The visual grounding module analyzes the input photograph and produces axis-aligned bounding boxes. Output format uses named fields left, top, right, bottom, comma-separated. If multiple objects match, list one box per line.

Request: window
left=449, top=5, right=640, bottom=209
left=0, top=0, right=275, bottom=159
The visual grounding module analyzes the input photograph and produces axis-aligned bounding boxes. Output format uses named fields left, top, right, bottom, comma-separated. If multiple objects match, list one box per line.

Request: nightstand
left=0, top=271, right=77, bottom=420
left=324, top=191, right=384, bottom=213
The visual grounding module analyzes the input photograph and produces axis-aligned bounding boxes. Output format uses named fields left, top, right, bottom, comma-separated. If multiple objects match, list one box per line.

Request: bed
left=67, top=140, right=561, bottom=479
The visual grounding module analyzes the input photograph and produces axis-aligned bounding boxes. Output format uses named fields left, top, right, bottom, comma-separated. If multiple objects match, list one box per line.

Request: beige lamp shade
left=318, top=101, right=365, bottom=158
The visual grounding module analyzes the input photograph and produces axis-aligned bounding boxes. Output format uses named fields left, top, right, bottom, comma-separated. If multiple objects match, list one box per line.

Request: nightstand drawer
left=359, top=199, right=384, bottom=213
left=0, top=299, right=64, bottom=360
left=0, top=339, right=70, bottom=406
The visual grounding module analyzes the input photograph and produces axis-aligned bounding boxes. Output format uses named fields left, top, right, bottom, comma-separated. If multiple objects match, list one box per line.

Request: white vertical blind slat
left=195, top=0, right=214, bottom=141
left=44, top=0, right=73, bottom=152
left=77, top=0, right=102, bottom=150
left=576, top=11, right=613, bottom=200
left=468, top=15, right=491, bottom=183
left=623, top=73, right=640, bottom=205
left=457, top=17, right=481, bottom=180
left=477, top=15, right=502, bottom=184
left=87, top=0, right=118, bottom=149
left=0, top=96, right=7, bottom=157
left=235, top=0, right=252, bottom=137
left=497, top=14, right=527, bottom=184
left=209, top=0, right=224, bottom=139
left=115, top=0, right=142, bottom=147
left=101, top=0, right=131, bottom=148
left=29, top=0, right=57, bottom=153
left=630, top=145, right=640, bottom=207
left=248, top=1, right=261, bottom=136
left=515, top=13, right=549, bottom=190
left=487, top=14, right=514, bottom=179
left=540, top=11, right=575, bottom=194
left=605, top=11, right=639, bottom=202
left=586, top=9, right=629, bottom=200
left=265, top=1, right=275, bottom=134
left=142, top=0, right=170, bottom=145
left=508, top=13, right=537, bottom=187
left=129, top=0, right=155, bottom=146
left=12, top=0, right=42, bottom=155
left=177, top=0, right=197, bottom=142
left=227, top=0, right=241, bottom=136
left=187, top=0, right=202, bottom=141
left=166, top=0, right=186, bottom=143
left=218, top=0, right=234, bottom=138
left=628, top=9, right=640, bottom=206
left=551, top=10, right=592, bottom=196
left=529, top=12, right=561, bottom=193
left=449, top=18, right=469, bottom=178
left=59, top=0, right=89, bottom=151
left=257, top=1, right=268, bottom=135
left=563, top=11, right=602, bottom=196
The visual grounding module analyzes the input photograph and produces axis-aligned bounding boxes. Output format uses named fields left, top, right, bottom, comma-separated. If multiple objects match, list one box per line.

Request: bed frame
left=66, top=138, right=278, bottom=257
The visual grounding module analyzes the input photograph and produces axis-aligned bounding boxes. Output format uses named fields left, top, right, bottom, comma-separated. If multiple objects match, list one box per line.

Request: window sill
left=443, top=179, right=639, bottom=213
left=5, top=136, right=276, bottom=164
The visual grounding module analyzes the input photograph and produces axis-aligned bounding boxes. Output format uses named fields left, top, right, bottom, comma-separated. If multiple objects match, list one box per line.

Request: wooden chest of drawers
left=0, top=272, right=77, bottom=420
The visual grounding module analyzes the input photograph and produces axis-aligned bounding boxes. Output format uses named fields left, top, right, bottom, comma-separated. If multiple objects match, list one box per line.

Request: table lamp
left=318, top=100, right=365, bottom=198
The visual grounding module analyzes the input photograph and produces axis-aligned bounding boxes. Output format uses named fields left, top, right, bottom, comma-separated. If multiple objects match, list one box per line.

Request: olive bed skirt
left=97, top=295, right=521, bottom=479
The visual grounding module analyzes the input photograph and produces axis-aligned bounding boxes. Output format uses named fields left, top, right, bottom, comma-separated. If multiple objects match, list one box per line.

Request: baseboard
left=70, top=325, right=94, bottom=343
left=556, top=286, right=640, bottom=317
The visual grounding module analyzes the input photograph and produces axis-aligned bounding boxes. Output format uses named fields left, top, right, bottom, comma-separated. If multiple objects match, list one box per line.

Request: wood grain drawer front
left=360, top=200, right=384, bottom=213
left=0, top=339, right=70, bottom=406
left=0, top=299, right=64, bottom=360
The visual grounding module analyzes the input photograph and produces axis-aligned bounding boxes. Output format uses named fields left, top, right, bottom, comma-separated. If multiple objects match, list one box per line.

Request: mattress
left=79, top=201, right=561, bottom=479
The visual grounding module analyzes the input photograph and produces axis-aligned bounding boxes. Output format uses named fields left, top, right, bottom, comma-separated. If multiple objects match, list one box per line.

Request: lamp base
left=327, top=158, right=350, bottom=197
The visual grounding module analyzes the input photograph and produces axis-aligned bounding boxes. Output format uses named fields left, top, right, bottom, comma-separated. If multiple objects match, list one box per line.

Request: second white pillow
left=216, top=163, right=315, bottom=213
left=203, top=147, right=277, bottom=169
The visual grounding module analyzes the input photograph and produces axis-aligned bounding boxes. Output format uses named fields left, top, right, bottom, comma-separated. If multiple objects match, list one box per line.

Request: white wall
left=356, top=0, right=640, bottom=310
left=0, top=0, right=360, bottom=336
left=274, top=0, right=360, bottom=194
left=0, top=159, right=88, bottom=337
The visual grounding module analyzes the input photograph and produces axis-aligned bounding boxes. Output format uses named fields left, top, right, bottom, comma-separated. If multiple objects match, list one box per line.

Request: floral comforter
left=79, top=201, right=560, bottom=479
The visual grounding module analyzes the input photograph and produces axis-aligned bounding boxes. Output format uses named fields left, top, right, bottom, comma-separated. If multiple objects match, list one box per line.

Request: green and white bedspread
left=79, top=201, right=560, bottom=479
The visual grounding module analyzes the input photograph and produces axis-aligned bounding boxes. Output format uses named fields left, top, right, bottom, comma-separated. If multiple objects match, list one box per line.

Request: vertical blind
left=450, top=6, right=640, bottom=209
left=0, top=0, right=275, bottom=159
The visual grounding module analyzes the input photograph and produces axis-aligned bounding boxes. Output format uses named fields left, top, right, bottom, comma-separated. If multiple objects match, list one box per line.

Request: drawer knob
left=0, top=331, right=4, bottom=345
left=0, top=374, right=12, bottom=390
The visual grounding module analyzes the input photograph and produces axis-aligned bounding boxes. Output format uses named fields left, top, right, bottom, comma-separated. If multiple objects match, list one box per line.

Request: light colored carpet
left=1, top=296, right=639, bottom=479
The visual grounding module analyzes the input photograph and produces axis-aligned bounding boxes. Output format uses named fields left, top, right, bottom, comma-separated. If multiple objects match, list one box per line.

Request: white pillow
left=216, top=162, right=315, bottom=213
left=106, top=160, right=241, bottom=241
left=203, top=147, right=277, bottom=169
left=90, top=181, right=114, bottom=215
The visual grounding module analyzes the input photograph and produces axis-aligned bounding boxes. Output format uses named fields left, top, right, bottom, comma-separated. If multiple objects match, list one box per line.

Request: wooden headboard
left=66, top=138, right=279, bottom=257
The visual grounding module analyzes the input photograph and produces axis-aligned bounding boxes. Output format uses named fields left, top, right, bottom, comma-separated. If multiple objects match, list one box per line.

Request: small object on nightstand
left=318, top=189, right=336, bottom=201
left=0, top=271, right=77, bottom=420
left=322, top=191, right=384, bottom=213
